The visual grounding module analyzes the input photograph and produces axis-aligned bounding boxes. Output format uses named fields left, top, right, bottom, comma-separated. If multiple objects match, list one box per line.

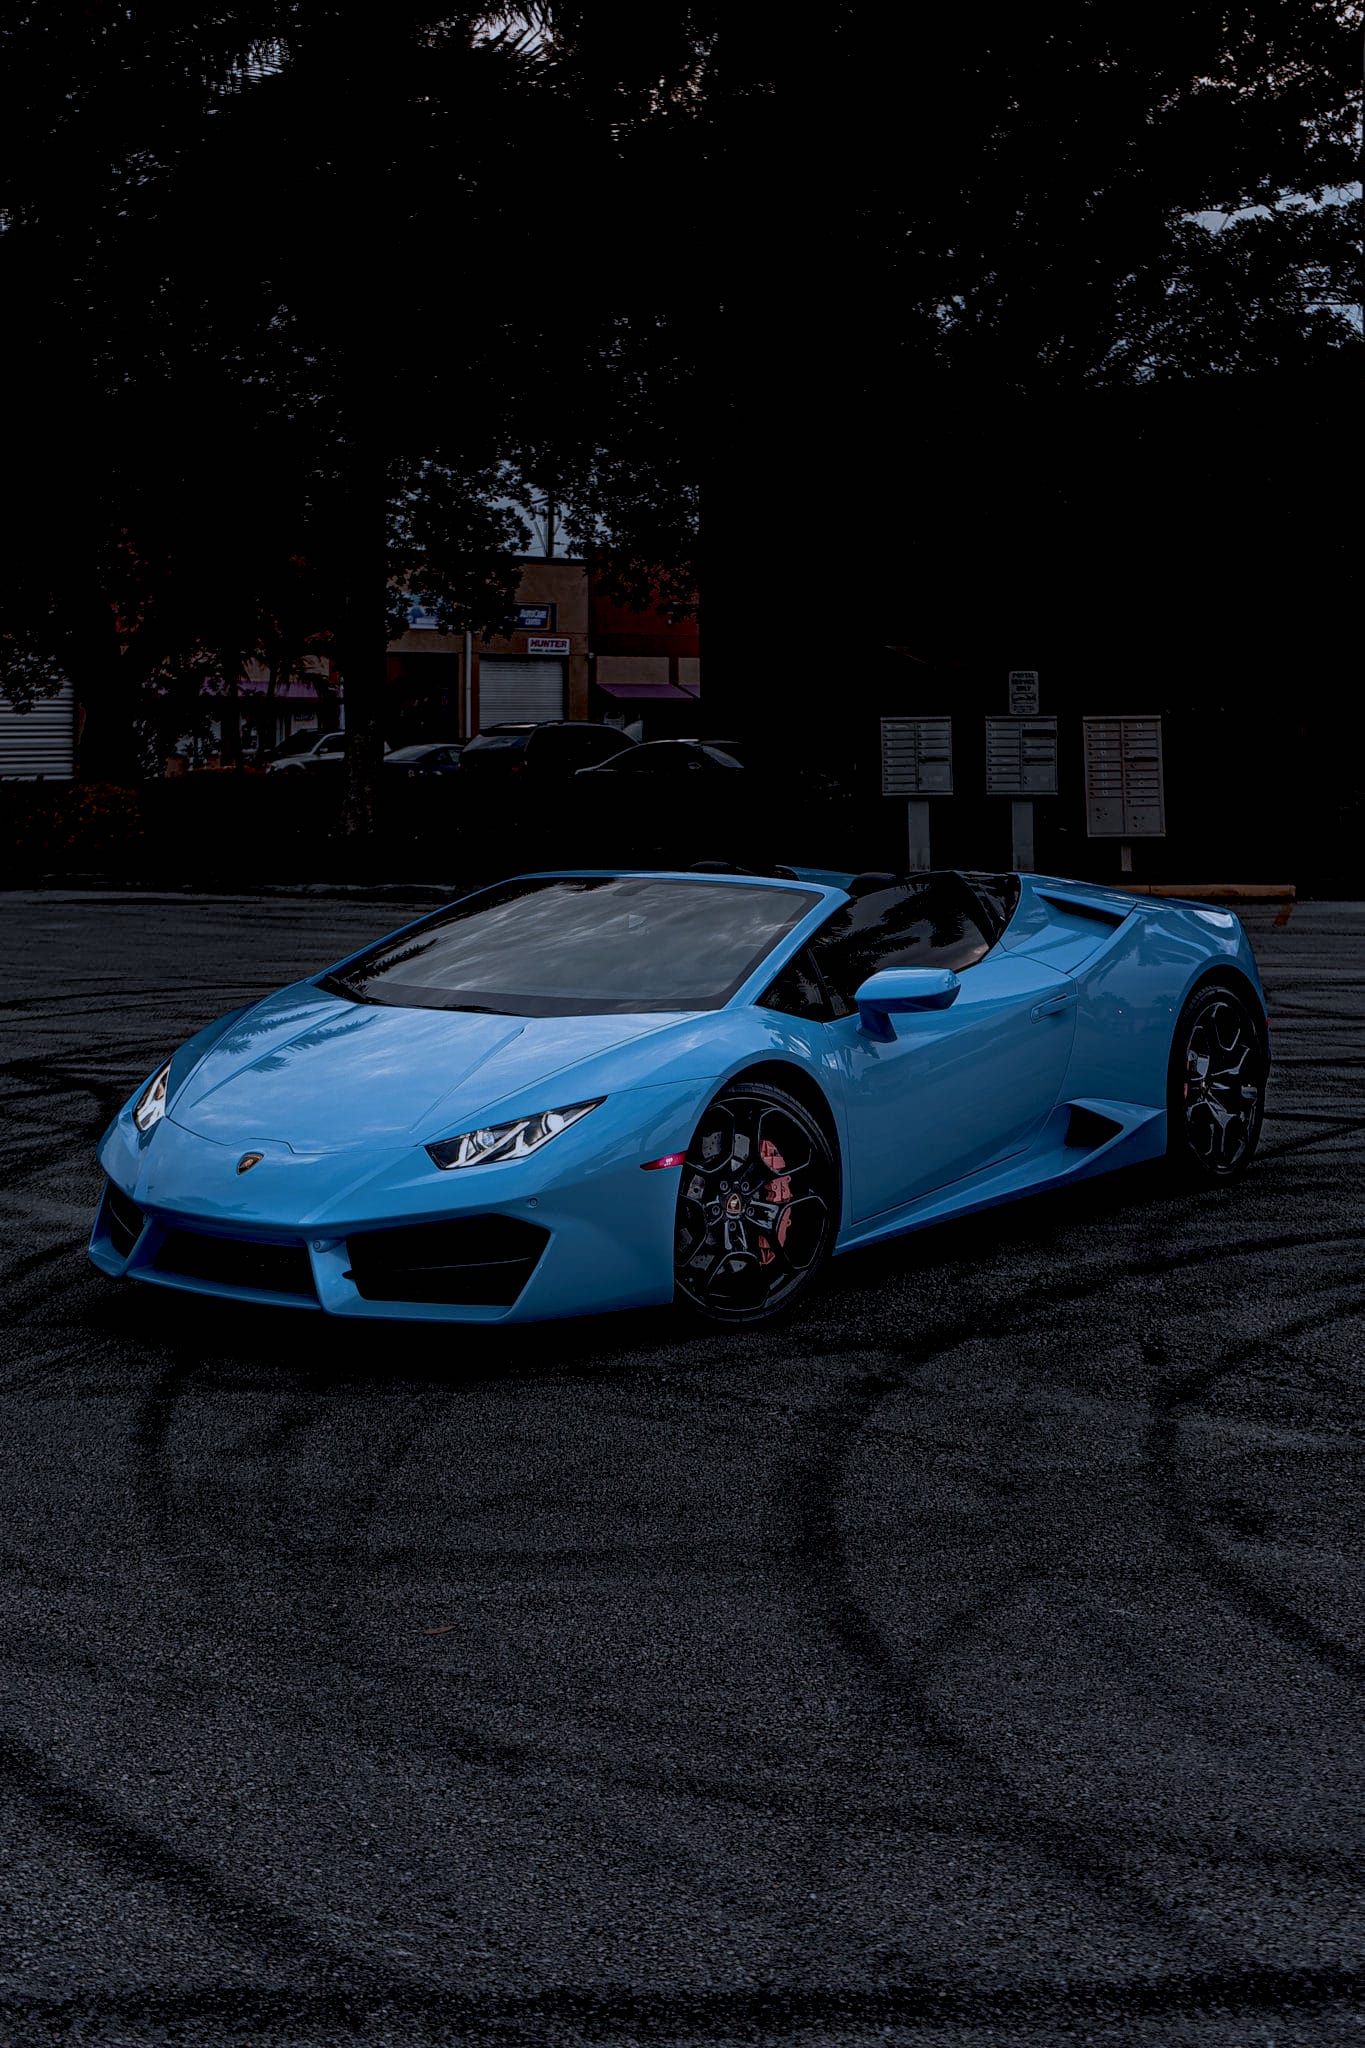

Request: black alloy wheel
left=1167, top=981, right=1267, bottom=1180
left=674, top=1080, right=837, bottom=1324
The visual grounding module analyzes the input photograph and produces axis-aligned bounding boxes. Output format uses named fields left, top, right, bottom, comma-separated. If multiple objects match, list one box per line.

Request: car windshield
left=319, top=876, right=823, bottom=1016
left=464, top=731, right=529, bottom=752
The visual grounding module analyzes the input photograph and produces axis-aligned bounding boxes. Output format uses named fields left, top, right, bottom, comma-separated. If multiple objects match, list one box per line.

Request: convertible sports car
left=91, top=866, right=1269, bottom=1326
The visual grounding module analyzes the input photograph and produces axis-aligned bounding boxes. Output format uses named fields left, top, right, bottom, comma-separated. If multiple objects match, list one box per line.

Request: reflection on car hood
left=167, top=983, right=690, bottom=1150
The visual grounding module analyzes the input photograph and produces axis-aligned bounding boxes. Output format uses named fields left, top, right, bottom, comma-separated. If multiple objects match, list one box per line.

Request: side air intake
left=1065, top=1105, right=1125, bottom=1150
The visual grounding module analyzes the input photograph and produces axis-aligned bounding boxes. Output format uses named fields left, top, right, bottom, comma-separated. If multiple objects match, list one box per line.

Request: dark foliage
left=0, top=3, right=1358, bottom=839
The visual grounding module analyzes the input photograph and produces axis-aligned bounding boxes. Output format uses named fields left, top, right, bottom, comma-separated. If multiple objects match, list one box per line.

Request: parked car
left=384, top=742, right=467, bottom=777
left=267, top=733, right=392, bottom=773
left=91, top=866, right=1270, bottom=1329
left=575, top=739, right=746, bottom=781
left=458, top=721, right=636, bottom=783
left=259, top=729, right=324, bottom=767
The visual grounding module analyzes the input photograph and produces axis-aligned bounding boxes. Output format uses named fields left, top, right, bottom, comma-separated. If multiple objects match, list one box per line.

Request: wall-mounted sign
left=1083, top=716, right=1165, bottom=837
left=512, top=602, right=558, bottom=632
left=1008, top=669, right=1040, bottom=715
left=986, top=716, right=1058, bottom=795
left=526, top=636, right=571, bottom=656
left=881, top=716, right=953, bottom=795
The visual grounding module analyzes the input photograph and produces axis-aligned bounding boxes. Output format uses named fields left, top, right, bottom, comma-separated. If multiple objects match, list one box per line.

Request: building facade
left=588, top=585, right=701, bottom=739
left=388, top=561, right=704, bottom=742
left=386, top=558, right=590, bottom=738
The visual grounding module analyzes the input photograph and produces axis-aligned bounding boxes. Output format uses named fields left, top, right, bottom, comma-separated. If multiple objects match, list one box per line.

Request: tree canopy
left=1, top=3, right=1357, bottom=799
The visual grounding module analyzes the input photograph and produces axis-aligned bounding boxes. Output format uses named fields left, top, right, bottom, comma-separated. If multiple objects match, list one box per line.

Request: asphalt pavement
left=1, top=890, right=1361, bottom=2048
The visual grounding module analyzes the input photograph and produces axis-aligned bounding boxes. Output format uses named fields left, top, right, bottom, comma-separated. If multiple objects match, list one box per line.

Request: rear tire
left=674, top=1080, right=837, bottom=1326
left=1166, top=981, right=1266, bottom=1180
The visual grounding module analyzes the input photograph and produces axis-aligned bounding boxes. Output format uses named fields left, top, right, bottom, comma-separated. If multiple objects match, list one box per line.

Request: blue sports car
left=91, top=866, right=1269, bottom=1326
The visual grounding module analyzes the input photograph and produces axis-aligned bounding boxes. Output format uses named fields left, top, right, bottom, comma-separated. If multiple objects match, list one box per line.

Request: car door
left=809, top=878, right=1077, bottom=1221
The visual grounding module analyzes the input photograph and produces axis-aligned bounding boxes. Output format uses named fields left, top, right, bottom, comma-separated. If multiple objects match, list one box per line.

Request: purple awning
left=595, top=681, right=700, bottom=701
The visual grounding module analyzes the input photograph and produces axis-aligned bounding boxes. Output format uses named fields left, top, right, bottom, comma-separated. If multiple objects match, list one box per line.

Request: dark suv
left=459, top=721, right=636, bottom=781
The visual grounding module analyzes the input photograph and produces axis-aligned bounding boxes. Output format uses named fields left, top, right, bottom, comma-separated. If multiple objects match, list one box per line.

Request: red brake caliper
left=757, top=1137, right=792, bottom=1264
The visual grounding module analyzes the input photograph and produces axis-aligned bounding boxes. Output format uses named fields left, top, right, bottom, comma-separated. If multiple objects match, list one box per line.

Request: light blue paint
left=91, top=870, right=1268, bottom=1323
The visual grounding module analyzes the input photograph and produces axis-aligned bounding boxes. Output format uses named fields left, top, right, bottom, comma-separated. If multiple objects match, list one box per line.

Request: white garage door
left=478, top=658, right=564, bottom=728
left=0, top=681, right=75, bottom=778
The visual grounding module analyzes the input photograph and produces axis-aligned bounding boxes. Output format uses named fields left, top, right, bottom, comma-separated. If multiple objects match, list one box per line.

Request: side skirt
left=833, top=1098, right=1167, bottom=1255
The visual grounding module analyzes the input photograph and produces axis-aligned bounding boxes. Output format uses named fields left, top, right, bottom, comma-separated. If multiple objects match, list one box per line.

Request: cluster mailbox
left=984, top=716, right=1058, bottom=797
left=878, top=695, right=1166, bottom=873
left=1082, top=717, right=1166, bottom=838
left=879, top=716, right=954, bottom=796
left=880, top=717, right=953, bottom=872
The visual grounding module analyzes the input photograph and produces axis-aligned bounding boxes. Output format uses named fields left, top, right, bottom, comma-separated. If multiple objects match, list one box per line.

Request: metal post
left=1011, top=799, right=1035, bottom=872
left=907, top=800, right=931, bottom=872
left=463, top=629, right=474, bottom=738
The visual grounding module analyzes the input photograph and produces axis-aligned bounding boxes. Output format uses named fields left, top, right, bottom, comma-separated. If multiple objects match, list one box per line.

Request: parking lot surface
left=1, top=890, right=1361, bottom=2047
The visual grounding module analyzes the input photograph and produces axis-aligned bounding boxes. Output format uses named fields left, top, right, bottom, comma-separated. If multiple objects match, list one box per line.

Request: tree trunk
left=262, top=661, right=279, bottom=756
left=332, top=24, right=393, bottom=856
left=219, top=669, right=242, bottom=770
left=70, top=606, right=147, bottom=785
left=336, top=435, right=389, bottom=849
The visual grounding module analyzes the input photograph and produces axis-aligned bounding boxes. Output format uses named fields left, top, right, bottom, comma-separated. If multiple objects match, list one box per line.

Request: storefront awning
left=595, top=680, right=700, bottom=701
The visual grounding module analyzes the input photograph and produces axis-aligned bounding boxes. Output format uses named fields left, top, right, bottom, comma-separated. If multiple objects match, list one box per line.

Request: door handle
left=1030, top=991, right=1076, bottom=1021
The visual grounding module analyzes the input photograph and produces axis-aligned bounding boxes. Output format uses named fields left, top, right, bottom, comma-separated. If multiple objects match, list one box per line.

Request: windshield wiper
left=319, top=974, right=517, bottom=1015
left=318, top=972, right=369, bottom=1002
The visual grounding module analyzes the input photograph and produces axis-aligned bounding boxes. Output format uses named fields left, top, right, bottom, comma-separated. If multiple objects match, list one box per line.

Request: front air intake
left=344, top=1214, right=550, bottom=1306
left=154, top=1229, right=317, bottom=1299
left=105, top=1180, right=145, bottom=1259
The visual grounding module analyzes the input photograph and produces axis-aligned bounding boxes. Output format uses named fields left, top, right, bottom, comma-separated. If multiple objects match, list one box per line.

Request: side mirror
left=854, top=966, right=960, bottom=1040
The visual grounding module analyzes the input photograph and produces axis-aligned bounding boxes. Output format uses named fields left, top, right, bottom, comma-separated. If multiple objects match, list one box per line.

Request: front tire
left=1167, top=981, right=1267, bottom=1180
left=674, top=1080, right=837, bottom=1325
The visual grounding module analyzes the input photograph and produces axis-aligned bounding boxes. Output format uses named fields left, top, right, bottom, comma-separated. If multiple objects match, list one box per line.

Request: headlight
left=426, top=1098, right=602, bottom=1171
left=133, top=1059, right=173, bottom=1133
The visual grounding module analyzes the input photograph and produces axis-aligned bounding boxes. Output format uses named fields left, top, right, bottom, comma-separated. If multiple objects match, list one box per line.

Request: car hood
left=167, top=983, right=693, bottom=1151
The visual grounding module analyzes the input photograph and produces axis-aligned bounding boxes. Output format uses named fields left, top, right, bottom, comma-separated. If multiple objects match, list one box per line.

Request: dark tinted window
left=809, top=875, right=992, bottom=1014
left=575, top=727, right=634, bottom=762
left=530, top=726, right=627, bottom=769
left=604, top=744, right=692, bottom=777
left=320, top=876, right=823, bottom=1017
left=388, top=745, right=449, bottom=765
left=958, top=870, right=1021, bottom=945
left=757, top=947, right=835, bottom=1023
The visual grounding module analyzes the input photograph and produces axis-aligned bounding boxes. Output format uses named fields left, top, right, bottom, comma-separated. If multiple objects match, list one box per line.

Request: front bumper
left=90, top=1085, right=697, bottom=1323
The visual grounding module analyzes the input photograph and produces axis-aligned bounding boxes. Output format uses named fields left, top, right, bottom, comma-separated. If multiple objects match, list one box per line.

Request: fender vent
left=345, top=1214, right=550, bottom=1306
left=1065, top=1105, right=1124, bottom=1150
left=1038, top=891, right=1128, bottom=928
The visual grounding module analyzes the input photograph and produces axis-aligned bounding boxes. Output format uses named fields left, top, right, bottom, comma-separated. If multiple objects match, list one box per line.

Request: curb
left=10, top=878, right=462, bottom=902
left=1110, top=883, right=1295, bottom=903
